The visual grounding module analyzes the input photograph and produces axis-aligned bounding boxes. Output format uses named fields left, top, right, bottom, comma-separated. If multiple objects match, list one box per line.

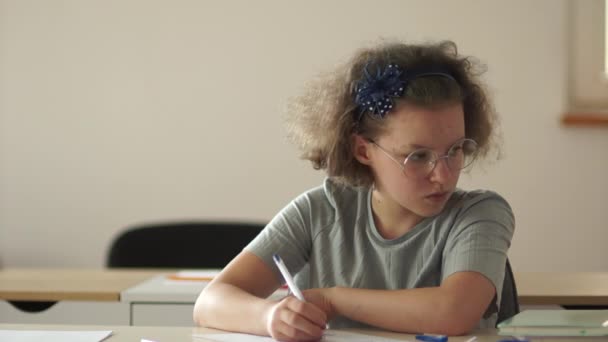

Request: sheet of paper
left=165, top=269, right=222, bottom=283
left=0, top=330, right=112, bottom=342
left=195, top=330, right=408, bottom=342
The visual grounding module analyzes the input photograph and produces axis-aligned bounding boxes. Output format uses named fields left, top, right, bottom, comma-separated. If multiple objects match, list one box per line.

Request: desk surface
left=2, top=269, right=608, bottom=306
left=516, top=272, right=608, bottom=305
left=0, top=269, right=159, bottom=301
left=0, top=324, right=600, bottom=342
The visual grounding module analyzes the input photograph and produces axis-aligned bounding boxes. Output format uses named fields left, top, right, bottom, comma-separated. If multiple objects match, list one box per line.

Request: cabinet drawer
left=0, top=300, right=129, bottom=324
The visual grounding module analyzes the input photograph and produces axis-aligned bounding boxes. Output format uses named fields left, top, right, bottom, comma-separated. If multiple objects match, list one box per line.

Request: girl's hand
left=264, top=296, right=327, bottom=342
left=302, top=287, right=336, bottom=321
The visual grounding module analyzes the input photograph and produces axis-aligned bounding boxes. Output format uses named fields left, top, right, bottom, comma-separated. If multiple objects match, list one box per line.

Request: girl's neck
left=371, top=188, right=423, bottom=240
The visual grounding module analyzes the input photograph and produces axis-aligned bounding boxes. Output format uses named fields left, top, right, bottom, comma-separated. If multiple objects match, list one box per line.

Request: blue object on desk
left=415, top=334, right=448, bottom=342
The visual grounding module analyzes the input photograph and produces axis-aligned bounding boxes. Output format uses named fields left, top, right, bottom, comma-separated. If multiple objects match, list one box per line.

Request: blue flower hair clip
left=354, top=63, right=457, bottom=121
left=355, top=64, right=405, bottom=120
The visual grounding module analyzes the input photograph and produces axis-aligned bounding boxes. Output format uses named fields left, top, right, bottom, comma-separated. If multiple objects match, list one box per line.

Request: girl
left=193, top=40, right=514, bottom=341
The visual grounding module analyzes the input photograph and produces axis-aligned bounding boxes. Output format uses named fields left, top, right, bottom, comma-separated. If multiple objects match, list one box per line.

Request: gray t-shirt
left=245, top=177, right=514, bottom=329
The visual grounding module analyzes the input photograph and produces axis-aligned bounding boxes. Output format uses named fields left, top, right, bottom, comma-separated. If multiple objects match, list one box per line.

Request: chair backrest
left=106, top=221, right=266, bottom=268
left=497, top=258, right=520, bottom=325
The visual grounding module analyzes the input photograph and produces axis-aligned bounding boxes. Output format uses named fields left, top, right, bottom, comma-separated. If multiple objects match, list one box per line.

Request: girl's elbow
left=439, top=322, right=475, bottom=336
left=192, top=291, right=212, bottom=327
left=436, top=308, right=480, bottom=336
left=430, top=318, right=474, bottom=336
left=192, top=299, right=205, bottom=326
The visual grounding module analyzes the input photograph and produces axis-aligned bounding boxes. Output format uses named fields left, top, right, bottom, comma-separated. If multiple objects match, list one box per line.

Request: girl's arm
left=307, top=271, right=495, bottom=336
left=193, top=251, right=327, bottom=341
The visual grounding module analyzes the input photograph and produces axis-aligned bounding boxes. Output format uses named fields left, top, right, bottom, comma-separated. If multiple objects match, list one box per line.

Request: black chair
left=106, top=221, right=266, bottom=268
left=497, top=259, right=520, bottom=325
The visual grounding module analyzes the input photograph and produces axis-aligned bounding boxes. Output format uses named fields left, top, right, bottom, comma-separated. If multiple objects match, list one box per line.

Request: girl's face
left=360, top=101, right=466, bottom=221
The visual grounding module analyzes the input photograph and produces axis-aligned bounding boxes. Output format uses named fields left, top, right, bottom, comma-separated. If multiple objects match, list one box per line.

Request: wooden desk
left=516, top=272, right=608, bottom=306
left=3, top=269, right=608, bottom=327
left=0, top=269, right=159, bottom=325
left=0, top=268, right=158, bottom=301
left=0, top=324, right=599, bottom=342
left=4, top=269, right=608, bottom=306
left=122, top=272, right=608, bottom=326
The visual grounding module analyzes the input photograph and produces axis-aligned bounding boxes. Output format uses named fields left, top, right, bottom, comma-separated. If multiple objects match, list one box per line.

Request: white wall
left=1, top=0, right=606, bottom=271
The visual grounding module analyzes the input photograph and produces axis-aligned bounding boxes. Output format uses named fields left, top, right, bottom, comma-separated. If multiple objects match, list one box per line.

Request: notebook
left=497, top=310, right=608, bottom=336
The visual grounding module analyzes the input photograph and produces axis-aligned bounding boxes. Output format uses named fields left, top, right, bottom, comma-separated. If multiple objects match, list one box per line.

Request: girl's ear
left=352, top=134, right=373, bottom=165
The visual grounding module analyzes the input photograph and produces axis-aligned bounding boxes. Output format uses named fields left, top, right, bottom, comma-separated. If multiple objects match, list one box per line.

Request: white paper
left=0, top=330, right=112, bottom=342
left=174, top=270, right=221, bottom=278
left=195, top=330, right=408, bottom=342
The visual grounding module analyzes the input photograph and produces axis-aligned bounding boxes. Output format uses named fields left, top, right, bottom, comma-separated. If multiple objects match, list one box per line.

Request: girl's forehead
left=381, top=102, right=465, bottom=148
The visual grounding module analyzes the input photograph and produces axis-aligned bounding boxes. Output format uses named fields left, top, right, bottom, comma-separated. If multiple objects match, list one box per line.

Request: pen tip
left=272, top=254, right=280, bottom=262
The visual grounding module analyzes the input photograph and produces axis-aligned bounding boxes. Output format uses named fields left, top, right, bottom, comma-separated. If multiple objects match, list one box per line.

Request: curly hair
left=285, top=40, right=499, bottom=187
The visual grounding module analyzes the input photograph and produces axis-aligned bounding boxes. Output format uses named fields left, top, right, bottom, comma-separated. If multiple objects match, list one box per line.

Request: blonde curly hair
left=286, top=40, right=499, bottom=187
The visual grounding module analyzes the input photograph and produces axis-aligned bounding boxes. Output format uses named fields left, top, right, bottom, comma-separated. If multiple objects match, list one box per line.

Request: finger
left=269, top=316, right=308, bottom=342
left=302, top=302, right=328, bottom=327
left=286, top=298, right=327, bottom=328
left=279, top=307, right=324, bottom=340
left=275, top=319, right=323, bottom=342
left=269, top=300, right=324, bottom=341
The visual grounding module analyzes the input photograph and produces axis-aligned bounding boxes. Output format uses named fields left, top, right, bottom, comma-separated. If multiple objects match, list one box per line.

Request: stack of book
left=498, top=310, right=608, bottom=337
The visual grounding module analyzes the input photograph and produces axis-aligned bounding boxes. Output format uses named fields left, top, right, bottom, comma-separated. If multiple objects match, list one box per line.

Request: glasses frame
left=369, top=138, right=478, bottom=179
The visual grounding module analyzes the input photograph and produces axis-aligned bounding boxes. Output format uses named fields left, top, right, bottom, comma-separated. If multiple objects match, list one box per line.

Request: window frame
left=562, top=0, right=608, bottom=126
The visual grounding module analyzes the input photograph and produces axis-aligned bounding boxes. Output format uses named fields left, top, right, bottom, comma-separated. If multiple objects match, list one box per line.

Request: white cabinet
left=0, top=300, right=129, bottom=325
left=132, top=304, right=195, bottom=326
left=122, top=273, right=288, bottom=327
left=122, top=274, right=207, bottom=327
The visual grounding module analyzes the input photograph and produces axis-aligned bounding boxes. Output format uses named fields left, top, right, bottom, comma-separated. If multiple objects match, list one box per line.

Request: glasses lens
left=451, top=139, right=478, bottom=170
left=403, top=139, right=478, bottom=178
left=403, top=149, right=436, bottom=178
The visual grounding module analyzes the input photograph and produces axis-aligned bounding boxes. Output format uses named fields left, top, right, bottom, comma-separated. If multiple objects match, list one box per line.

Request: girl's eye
left=448, top=145, right=463, bottom=157
left=407, top=150, right=433, bottom=163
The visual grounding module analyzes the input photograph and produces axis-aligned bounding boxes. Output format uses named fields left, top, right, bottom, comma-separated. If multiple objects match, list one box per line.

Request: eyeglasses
left=370, top=138, right=478, bottom=179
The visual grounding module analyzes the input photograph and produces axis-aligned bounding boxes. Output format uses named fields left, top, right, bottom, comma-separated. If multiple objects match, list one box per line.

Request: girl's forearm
left=329, top=286, right=473, bottom=335
left=193, top=282, right=274, bottom=336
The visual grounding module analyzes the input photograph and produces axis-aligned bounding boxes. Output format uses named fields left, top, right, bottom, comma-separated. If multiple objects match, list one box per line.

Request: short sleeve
left=244, top=191, right=315, bottom=283
left=442, top=191, right=515, bottom=312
